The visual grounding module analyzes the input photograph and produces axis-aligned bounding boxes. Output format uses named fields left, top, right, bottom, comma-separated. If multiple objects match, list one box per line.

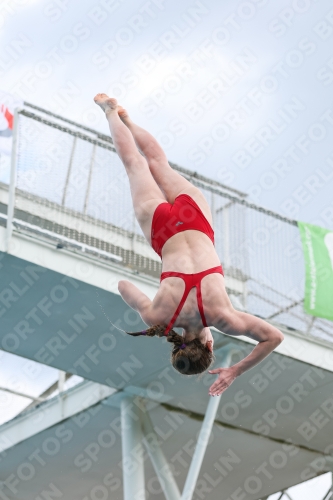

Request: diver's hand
left=208, top=366, right=238, bottom=396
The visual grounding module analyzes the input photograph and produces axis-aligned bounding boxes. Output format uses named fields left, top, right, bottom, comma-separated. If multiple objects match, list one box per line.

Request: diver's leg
left=94, top=94, right=166, bottom=242
left=118, top=106, right=213, bottom=224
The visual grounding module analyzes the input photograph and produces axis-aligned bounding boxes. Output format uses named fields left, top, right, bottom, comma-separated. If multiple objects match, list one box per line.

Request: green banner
left=298, top=221, right=333, bottom=321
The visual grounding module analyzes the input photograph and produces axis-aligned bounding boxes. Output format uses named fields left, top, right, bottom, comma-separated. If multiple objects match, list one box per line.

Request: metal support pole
left=181, top=347, right=233, bottom=500
left=121, top=396, right=146, bottom=500
left=6, top=108, right=20, bottom=252
left=141, top=402, right=181, bottom=500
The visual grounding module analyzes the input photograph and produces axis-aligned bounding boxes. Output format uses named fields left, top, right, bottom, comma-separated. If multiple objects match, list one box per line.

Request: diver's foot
left=118, top=106, right=131, bottom=125
left=93, top=93, right=118, bottom=114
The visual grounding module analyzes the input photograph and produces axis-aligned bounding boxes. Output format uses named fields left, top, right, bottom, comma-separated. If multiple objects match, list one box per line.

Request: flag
left=0, top=90, right=22, bottom=155
left=298, top=221, right=333, bottom=321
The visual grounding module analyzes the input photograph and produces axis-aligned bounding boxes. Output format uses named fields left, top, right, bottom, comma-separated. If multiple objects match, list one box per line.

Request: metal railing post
left=217, top=201, right=234, bottom=271
left=83, top=144, right=96, bottom=215
left=6, top=108, right=20, bottom=252
left=223, top=204, right=230, bottom=270
left=62, top=136, right=77, bottom=206
left=211, top=192, right=216, bottom=228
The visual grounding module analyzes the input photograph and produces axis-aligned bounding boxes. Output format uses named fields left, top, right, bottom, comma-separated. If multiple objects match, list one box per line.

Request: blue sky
left=1, top=0, right=333, bottom=497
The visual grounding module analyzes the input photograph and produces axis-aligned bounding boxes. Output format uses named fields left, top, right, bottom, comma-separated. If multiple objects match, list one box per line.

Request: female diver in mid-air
left=94, top=93, right=284, bottom=397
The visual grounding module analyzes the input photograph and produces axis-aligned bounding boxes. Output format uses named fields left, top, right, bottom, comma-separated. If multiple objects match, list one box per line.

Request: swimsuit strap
left=194, top=265, right=223, bottom=328
left=196, top=278, right=207, bottom=328
left=160, top=265, right=223, bottom=336
left=161, top=272, right=192, bottom=336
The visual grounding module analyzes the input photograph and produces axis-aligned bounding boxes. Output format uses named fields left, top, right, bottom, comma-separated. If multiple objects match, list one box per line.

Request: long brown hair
left=127, top=325, right=214, bottom=375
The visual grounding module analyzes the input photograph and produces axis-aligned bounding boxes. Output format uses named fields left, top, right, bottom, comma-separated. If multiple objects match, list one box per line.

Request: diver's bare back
left=149, top=229, right=231, bottom=332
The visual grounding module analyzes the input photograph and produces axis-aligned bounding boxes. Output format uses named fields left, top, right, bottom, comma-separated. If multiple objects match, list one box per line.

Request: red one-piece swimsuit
left=150, top=194, right=224, bottom=336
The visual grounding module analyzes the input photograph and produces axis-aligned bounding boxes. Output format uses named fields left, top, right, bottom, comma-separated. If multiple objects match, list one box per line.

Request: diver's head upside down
left=126, top=324, right=214, bottom=376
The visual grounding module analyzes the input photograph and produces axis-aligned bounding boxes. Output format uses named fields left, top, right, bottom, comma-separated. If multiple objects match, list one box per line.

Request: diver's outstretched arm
left=209, top=312, right=284, bottom=396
